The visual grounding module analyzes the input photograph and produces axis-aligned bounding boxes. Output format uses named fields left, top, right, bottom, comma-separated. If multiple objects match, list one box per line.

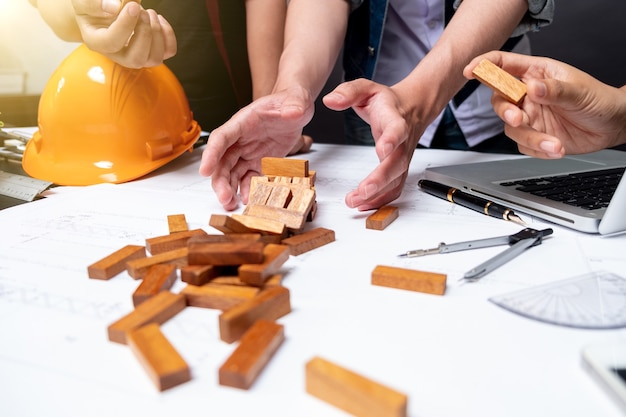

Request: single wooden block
left=181, top=283, right=259, bottom=310
left=127, top=323, right=191, bottom=392
left=231, top=213, right=287, bottom=236
left=366, top=206, right=399, bottom=231
left=180, top=264, right=221, bottom=286
left=305, top=356, right=408, bottom=417
left=472, top=59, right=527, bottom=105
left=87, top=245, right=146, bottom=280
left=126, top=247, right=188, bottom=279
left=218, top=320, right=285, bottom=390
left=281, top=227, right=335, bottom=256
left=371, top=265, right=446, bottom=296
left=209, top=214, right=257, bottom=234
left=187, top=240, right=265, bottom=266
left=167, top=214, right=189, bottom=234
left=145, top=229, right=208, bottom=255
left=107, top=291, right=186, bottom=344
left=286, top=188, right=316, bottom=215
left=188, top=233, right=264, bottom=244
left=247, top=181, right=273, bottom=206
left=132, top=264, right=178, bottom=307
left=219, top=286, right=291, bottom=343
left=239, top=244, right=291, bottom=286
left=266, top=185, right=293, bottom=208
left=262, top=274, right=283, bottom=288
left=243, top=205, right=308, bottom=232
left=261, top=157, right=309, bottom=177
left=210, top=276, right=249, bottom=286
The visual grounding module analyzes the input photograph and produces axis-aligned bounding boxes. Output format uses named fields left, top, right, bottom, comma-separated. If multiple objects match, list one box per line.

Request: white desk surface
left=1, top=143, right=625, bottom=417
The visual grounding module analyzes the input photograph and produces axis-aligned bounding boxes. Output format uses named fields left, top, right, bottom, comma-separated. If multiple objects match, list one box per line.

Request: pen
left=418, top=179, right=526, bottom=225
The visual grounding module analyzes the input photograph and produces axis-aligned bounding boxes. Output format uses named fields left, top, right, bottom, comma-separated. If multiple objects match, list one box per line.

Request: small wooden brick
left=243, top=205, right=308, bottom=232
left=87, top=244, right=146, bottom=280
left=219, top=286, right=291, bottom=343
left=366, top=206, right=399, bottom=231
left=472, top=59, right=527, bottom=105
left=181, top=283, right=260, bottom=310
left=261, top=157, right=309, bottom=178
left=127, top=323, right=191, bottom=392
left=218, top=320, right=285, bottom=390
left=180, top=264, right=221, bottom=286
left=371, top=265, right=446, bottom=296
left=209, top=214, right=257, bottom=234
left=187, top=240, right=265, bottom=266
left=146, top=229, right=208, bottom=255
left=305, top=356, right=408, bottom=417
left=238, top=244, right=291, bottom=286
left=281, top=227, right=335, bottom=256
left=167, top=214, right=189, bottom=234
left=126, top=247, right=188, bottom=279
left=231, top=213, right=287, bottom=236
left=107, top=291, right=186, bottom=344
left=132, top=264, right=178, bottom=307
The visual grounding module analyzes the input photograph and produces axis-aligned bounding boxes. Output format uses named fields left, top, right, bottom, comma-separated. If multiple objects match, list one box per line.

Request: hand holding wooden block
left=472, top=59, right=527, bottom=105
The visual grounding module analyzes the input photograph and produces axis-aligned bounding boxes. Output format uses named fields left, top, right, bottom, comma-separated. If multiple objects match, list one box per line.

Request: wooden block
left=243, top=205, right=308, bottom=232
left=87, top=245, right=146, bottom=280
left=281, top=227, right=335, bottom=256
left=145, top=229, right=208, bottom=255
left=209, top=214, right=257, bottom=234
left=167, top=214, right=188, bottom=234
left=266, top=185, right=293, bottom=208
left=262, top=274, right=283, bottom=288
left=182, top=282, right=259, bottom=310
left=238, top=244, right=290, bottom=286
left=247, top=181, right=273, bottom=206
left=218, top=320, right=285, bottom=390
left=366, top=206, right=399, bottom=231
left=187, top=240, right=265, bottom=265
left=210, top=276, right=249, bottom=286
left=132, top=264, right=178, bottom=307
left=188, top=233, right=264, bottom=244
left=231, top=213, right=287, bottom=236
left=107, top=291, right=186, bottom=344
left=305, top=356, right=408, bottom=417
left=472, top=59, right=527, bottom=105
left=180, top=264, right=221, bottom=286
left=127, top=323, right=191, bottom=391
left=261, top=157, right=309, bottom=177
left=219, top=286, right=291, bottom=343
left=371, top=265, right=446, bottom=296
left=126, top=247, right=188, bottom=279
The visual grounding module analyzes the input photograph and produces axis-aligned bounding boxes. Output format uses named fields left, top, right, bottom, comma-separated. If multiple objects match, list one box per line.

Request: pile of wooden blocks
left=87, top=157, right=335, bottom=392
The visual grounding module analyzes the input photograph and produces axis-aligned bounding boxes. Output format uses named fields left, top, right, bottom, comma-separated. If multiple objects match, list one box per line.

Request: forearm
left=394, top=0, right=528, bottom=123
left=246, top=0, right=286, bottom=100
left=273, top=0, right=350, bottom=99
left=30, top=0, right=83, bottom=42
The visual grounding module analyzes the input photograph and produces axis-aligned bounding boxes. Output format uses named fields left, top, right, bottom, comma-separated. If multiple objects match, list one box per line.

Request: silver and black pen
left=418, top=179, right=526, bottom=225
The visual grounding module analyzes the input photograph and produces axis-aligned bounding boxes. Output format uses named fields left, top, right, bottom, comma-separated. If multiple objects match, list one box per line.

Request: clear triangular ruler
left=489, top=271, right=626, bottom=329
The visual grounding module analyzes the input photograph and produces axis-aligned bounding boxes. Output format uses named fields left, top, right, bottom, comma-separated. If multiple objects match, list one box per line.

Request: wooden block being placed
left=239, top=244, right=290, bottom=286
left=167, top=214, right=188, bottom=234
left=472, top=59, right=527, bottom=105
left=219, top=320, right=285, bottom=390
left=126, top=247, right=188, bottom=279
left=209, top=214, right=257, bottom=234
left=181, top=283, right=259, bottom=310
left=132, top=264, right=178, bottom=307
left=127, top=323, right=191, bottom=391
left=146, top=229, right=208, bottom=255
left=219, top=286, right=291, bottom=343
left=371, top=265, right=446, bottom=296
left=107, top=291, right=186, bottom=344
left=366, top=206, right=399, bottom=231
left=87, top=245, right=146, bottom=280
left=281, top=227, right=335, bottom=256
left=261, top=157, right=309, bottom=177
left=305, top=356, right=408, bottom=417
left=187, top=240, right=265, bottom=265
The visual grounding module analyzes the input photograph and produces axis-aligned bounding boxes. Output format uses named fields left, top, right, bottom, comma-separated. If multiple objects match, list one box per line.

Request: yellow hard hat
left=23, top=44, right=201, bottom=186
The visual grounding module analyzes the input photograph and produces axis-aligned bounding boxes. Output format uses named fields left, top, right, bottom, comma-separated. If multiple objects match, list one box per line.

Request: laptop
left=423, top=149, right=626, bottom=235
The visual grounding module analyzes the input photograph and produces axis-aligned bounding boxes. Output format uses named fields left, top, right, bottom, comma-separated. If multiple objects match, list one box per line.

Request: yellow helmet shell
left=23, top=44, right=201, bottom=186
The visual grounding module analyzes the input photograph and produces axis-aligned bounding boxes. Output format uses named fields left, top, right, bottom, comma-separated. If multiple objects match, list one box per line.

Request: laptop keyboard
left=499, top=167, right=625, bottom=210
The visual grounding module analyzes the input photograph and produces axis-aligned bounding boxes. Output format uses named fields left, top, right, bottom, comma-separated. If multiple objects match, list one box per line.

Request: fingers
left=504, top=124, right=564, bottom=159
left=323, top=78, right=377, bottom=112
left=287, top=135, right=314, bottom=155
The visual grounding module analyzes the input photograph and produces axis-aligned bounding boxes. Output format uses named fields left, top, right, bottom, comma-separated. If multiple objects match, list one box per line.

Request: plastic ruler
left=0, top=170, right=52, bottom=201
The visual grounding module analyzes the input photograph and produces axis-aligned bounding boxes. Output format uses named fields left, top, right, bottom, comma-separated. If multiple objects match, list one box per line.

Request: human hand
left=199, top=86, right=315, bottom=211
left=72, top=0, right=176, bottom=68
left=464, top=51, right=626, bottom=158
left=323, top=78, right=419, bottom=211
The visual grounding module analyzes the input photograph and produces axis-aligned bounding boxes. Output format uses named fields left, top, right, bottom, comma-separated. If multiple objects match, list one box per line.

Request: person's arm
left=464, top=51, right=626, bottom=158
left=199, top=0, right=350, bottom=211
left=323, top=0, right=529, bottom=211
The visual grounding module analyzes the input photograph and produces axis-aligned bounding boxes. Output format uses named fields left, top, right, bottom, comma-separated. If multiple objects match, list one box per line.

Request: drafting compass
left=398, top=228, right=553, bottom=281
